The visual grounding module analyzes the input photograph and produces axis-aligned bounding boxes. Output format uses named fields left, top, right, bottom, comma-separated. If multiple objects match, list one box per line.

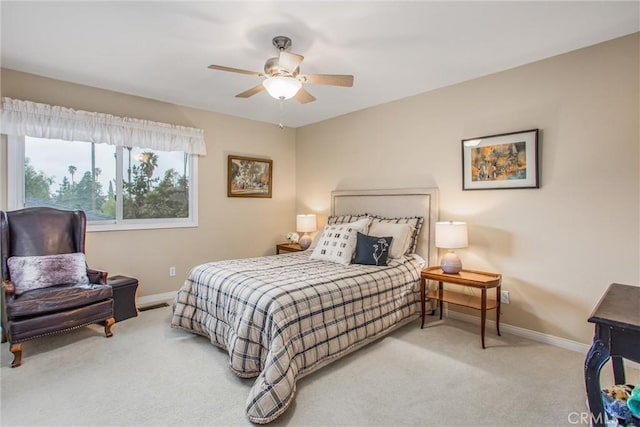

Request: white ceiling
left=1, top=1, right=638, bottom=128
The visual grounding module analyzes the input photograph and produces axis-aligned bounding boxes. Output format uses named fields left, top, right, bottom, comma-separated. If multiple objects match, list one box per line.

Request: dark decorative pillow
left=7, top=252, right=89, bottom=295
left=353, top=232, right=393, bottom=266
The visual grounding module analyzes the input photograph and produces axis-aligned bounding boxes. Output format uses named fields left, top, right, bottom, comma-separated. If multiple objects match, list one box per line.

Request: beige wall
left=296, top=33, right=640, bottom=344
left=0, top=69, right=297, bottom=297
left=1, top=33, right=637, bottom=345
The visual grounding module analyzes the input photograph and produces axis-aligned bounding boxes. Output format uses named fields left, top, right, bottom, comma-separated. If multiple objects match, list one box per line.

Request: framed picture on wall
left=227, top=155, right=273, bottom=198
left=462, top=129, right=539, bottom=190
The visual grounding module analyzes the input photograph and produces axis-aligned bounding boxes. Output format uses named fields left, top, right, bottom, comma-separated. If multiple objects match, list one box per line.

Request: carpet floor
left=1, top=306, right=637, bottom=426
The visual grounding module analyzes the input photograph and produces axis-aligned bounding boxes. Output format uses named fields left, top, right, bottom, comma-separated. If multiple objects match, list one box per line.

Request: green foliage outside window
left=25, top=149, right=189, bottom=220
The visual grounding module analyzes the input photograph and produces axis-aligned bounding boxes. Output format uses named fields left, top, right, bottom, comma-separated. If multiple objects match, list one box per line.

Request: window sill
left=88, top=220, right=197, bottom=233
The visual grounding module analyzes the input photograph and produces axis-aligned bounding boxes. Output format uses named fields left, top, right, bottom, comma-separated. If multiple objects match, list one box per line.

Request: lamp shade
left=296, top=214, right=317, bottom=233
left=435, top=221, right=468, bottom=249
left=262, top=76, right=302, bottom=100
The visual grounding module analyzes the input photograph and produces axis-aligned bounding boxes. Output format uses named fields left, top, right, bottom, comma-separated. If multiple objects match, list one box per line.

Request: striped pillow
left=327, top=214, right=369, bottom=225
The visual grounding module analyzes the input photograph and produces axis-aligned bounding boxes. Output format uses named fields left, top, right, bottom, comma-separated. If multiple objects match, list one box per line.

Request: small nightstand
left=420, top=266, right=502, bottom=349
left=276, top=242, right=304, bottom=254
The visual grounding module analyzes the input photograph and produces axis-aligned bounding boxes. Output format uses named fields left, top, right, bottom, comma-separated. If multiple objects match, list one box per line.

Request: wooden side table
left=420, top=266, right=502, bottom=349
left=276, top=243, right=304, bottom=254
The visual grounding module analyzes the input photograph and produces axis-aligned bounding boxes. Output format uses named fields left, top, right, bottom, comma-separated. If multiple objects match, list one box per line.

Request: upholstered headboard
left=331, top=188, right=439, bottom=266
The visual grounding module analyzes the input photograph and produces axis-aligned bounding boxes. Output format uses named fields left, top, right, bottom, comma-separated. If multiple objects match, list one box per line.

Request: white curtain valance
left=1, top=97, right=206, bottom=155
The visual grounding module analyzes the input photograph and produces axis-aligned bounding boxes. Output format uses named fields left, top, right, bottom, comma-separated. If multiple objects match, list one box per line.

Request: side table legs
left=420, top=277, right=426, bottom=328
left=479, top=288, right=501, bottom=349
left=481, top=288, right=486, bottom=349
left=496, top=285, right=501, bottom=337
left=438, top=281, right=444, bottom=320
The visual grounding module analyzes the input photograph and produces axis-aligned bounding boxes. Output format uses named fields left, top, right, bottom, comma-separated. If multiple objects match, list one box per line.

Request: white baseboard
left=136, top=291, right=175, bottom=309
left=445, top=310, right=640, bottom=371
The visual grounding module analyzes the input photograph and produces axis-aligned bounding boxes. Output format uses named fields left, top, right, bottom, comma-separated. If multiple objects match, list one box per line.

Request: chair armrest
left=1, top=280, right=11, bottom=338
left=87, top=268, right=108, bottom=285
left=2, top=280, right=15, bottom=296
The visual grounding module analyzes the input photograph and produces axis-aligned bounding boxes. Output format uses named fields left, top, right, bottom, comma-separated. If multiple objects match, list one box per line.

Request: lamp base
left=440, top=251, right=462, bottom=274
left=299, top=233, right=312, bottom=250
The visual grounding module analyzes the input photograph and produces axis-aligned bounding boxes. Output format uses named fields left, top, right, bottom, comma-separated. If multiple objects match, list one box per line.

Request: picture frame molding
left=461, top=128, right=539, bottom=191
left=227, top=155, right=273, bottom=198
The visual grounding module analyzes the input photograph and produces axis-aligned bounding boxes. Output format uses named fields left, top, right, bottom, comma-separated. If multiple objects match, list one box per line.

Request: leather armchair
left=1, top=207, right=115, bottom=367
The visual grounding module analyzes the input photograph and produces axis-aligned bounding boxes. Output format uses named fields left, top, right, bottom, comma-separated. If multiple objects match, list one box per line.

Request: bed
left=171, top=188, right=438, bottom=423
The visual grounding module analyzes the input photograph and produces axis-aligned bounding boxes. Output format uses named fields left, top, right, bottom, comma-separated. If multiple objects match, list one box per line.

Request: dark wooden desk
left=584, top=283, right=640, bottom=427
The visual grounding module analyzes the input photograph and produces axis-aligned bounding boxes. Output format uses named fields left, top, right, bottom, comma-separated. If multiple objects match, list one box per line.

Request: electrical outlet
left=169, top=266, right=176, bottom=277
left=500, top=290, right=510, bottom=304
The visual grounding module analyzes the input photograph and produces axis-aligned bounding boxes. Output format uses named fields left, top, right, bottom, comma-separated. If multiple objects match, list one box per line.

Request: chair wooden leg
left=10, top=343, right=22, bottom=368
left=104, top=317, right=115, bottom=338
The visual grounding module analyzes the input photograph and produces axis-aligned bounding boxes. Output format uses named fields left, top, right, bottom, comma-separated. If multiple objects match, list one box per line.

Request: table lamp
left=296, top=214, right=317, bottom=250
left=435, top=221, right=468, bottom=274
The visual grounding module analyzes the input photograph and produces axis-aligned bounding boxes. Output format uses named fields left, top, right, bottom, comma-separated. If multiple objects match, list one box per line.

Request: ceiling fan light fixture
left=262, top=76, right=302, bottom=100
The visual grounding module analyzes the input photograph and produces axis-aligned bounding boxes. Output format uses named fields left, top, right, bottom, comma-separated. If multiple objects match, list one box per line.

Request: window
left=8, top=136, right=198, bottom=231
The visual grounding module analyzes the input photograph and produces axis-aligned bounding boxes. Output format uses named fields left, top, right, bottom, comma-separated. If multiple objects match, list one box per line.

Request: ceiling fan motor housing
left=272, top=36, right=292, bottom=51
left=264, top=57, right=299, bottom=77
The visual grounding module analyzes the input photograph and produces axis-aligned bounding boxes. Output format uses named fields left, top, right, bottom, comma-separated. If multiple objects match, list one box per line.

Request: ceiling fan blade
left=208, top=64, right=263, bottom=77
left=295, top=88, right=316, bottom=104
left=278, top=51, right=304, bottom=73
left=301, top=74, right=354, bottom=87
left=235, top=84, right=266, bottom=98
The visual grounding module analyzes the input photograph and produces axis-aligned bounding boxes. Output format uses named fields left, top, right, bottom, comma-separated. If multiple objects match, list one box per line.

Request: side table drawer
left=107, top=275, right=139, bottom=322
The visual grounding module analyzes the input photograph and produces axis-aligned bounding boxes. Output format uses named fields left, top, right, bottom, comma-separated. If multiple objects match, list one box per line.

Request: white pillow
left=349, top=217, right=372, bottom=234
left=370, top=215, right=424, bottom=254
left=310, top=218, right=371, bottom=265
left=308, top=226, right=325, bottom=251
left=368, top=222, right=414, bottom=259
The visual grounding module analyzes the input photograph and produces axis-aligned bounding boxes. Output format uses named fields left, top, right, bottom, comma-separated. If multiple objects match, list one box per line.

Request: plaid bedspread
left=171, top=252, right=422, bottom=424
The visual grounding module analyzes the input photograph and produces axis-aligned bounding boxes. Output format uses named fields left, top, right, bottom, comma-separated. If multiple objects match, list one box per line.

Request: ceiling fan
left=208, top=36, right=354, bottom=104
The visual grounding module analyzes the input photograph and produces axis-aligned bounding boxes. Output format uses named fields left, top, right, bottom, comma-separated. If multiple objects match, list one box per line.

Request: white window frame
left=7, top=136, right=198, bottom=232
